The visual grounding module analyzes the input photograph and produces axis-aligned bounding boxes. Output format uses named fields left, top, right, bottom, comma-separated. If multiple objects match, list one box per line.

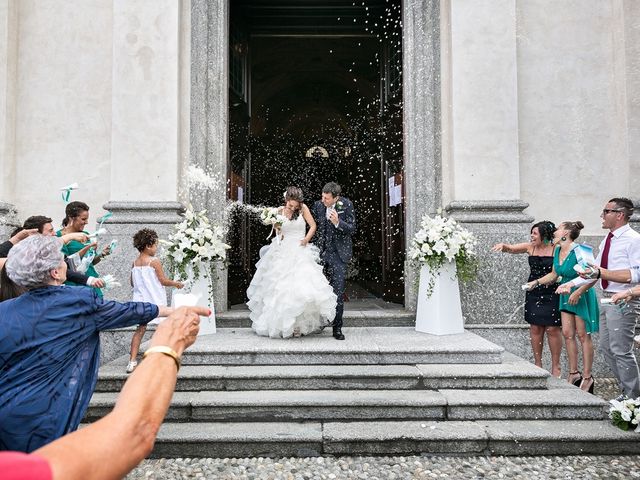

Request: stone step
left=87, top=388, right=606, bottom=423
left=179, top=327, right=504, bottom=365
left=216, top=309, right=415, bottom=328
left=148, top=420, right=640, bottom=458
left=95, top=358, right=549, bottom=392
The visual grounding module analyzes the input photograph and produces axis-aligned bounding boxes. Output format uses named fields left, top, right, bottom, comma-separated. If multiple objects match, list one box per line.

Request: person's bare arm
left=33, top=306, right=208, bottom=480
left=525, top=267, right=558, bottom=290
left=60, top=232, right=89, bottom=245
left=150, top=259, right=183, bottom=288
left=597, top=267, right=633, bottom=283
left=300, top=204, right=316, bottom=246
left=491, top=242, right=531, bottom=254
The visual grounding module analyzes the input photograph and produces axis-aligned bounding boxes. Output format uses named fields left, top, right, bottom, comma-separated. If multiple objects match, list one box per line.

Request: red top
left=0, top=452, right=52, bottom=480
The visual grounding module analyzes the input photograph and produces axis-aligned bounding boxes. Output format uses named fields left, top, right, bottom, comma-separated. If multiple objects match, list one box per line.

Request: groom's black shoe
left=333, top=328, right=345, bottom=340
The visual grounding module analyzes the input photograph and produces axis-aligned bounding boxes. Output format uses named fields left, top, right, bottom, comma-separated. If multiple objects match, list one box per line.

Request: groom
left=312, top=182, right=356, bottom=340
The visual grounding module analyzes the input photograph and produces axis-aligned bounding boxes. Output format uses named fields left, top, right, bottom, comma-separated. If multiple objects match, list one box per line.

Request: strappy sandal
left=568, top=370, right=582, bottom=386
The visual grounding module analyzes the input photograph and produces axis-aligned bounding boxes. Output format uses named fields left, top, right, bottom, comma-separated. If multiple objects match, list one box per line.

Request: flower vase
left=415, top=261, right=464, bottom=335
left=171, top=262, right=216, bottom=335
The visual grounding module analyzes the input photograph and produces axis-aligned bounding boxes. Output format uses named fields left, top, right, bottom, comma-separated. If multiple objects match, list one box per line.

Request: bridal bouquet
left=408, top=213, right=478, bottom=295
left=609, top=397, right=640, bottom=432
left=260, top=207, right=286, bottom=227
left=161, top=207, right=230, bottom=283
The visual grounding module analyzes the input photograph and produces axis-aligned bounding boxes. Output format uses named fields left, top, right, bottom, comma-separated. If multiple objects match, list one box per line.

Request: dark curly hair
left=133, top=228, right=159, bottom=252
left=531, top=220, right=556, bottom=245
left=284, top=186, right=304, bottom=221
left=62, top=201, right=90, bottom=227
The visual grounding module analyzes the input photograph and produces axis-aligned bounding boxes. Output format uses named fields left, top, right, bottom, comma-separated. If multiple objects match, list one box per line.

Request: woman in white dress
left=247, top=187, right=337, bottom=338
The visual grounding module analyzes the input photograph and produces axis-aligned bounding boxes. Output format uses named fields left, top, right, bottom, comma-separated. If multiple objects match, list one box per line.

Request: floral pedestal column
left=415, top=261, right=464, bottom=335
left=172, top=263, right=216, bottom=335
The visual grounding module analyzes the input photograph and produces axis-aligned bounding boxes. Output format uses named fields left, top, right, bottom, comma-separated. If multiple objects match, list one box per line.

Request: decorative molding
left=446, top=200, right=534, bottom=224
left=102, top=201, right=185, bottom=224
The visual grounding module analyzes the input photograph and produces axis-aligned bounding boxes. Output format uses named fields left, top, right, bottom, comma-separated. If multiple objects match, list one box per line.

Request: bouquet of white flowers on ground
left=161, top=207, right=230, bottom=283
left=609, top=396, right=640, bottom=432
left=408, top=213, right=478, bottom=296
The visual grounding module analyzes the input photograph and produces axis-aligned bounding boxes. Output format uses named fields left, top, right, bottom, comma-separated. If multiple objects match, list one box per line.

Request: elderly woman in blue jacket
left=0, top=235, right=172, bottom=453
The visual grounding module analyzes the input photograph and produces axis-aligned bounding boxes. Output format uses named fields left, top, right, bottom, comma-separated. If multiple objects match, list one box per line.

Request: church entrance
left=226, top=0, right=404, bottom=308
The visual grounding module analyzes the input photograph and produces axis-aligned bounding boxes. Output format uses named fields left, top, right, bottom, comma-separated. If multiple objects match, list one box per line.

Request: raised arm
left=33, top=306, right=208, bottom=480
left=491, top=242, right=532, bottom=254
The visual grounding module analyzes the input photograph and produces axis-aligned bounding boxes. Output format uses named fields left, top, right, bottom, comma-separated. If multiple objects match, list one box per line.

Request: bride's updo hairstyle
left=562, top=221, right=584, bottom=241
left=284, top=186, right=304, bottom=220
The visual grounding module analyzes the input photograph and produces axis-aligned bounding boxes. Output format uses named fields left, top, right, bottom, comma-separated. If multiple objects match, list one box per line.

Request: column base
left=445, top=200, right=534, bottom=325
left=99, top=201, right=185, bottom=302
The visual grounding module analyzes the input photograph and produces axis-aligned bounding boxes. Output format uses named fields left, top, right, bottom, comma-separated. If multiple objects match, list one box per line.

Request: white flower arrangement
left=408, top=213, right=478, bottom=296
left=161, top=207, right=230, bottom=283
left=609, top=397, right=640, bottom=432
left=260, top=207, right=287, bottom=227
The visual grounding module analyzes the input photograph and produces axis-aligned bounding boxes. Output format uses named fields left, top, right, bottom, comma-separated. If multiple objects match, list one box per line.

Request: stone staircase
left=91, top=310, right=640, bottom=457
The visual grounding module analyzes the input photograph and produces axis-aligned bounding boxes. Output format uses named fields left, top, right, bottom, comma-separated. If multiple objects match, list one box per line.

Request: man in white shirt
left=566, top=197, right=640, bottom=399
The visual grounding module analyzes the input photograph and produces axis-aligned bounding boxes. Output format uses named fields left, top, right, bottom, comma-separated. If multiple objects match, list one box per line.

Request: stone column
left=104, top=1, right=191, bottom=302
left=403, top=0, right=442, bottom=309
left=191, top=0, right=229, bottom=311
left=0, top=0, right=17, bottom=238
left=440, top=0, right=533, bottom=323
left=110, top=0, right=183, bottom=201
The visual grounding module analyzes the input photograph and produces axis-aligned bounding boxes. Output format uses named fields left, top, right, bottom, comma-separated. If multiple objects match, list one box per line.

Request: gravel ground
left=126, top=455, right=640, bottom=479
left=125, top=377, right=639, bottom=479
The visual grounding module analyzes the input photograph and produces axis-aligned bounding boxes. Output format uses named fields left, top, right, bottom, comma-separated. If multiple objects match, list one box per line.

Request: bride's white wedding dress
left=247, top=213, right=337, bottom=338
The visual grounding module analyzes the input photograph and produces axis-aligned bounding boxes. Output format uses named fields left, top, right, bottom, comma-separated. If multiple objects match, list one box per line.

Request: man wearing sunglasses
left=563, top=197, right=640, bottom=400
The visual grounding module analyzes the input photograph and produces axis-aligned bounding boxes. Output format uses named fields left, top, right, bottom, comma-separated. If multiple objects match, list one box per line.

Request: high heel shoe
left=580, top=375, right=595, bottom=394
left=568, top=371, right=582, bottom=386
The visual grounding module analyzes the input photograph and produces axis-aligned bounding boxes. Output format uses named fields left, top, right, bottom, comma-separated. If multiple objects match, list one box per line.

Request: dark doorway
left=227, top=0, right=404, bottom=307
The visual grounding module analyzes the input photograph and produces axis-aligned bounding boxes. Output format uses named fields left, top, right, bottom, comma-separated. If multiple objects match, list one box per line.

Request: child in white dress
left=126, top=229, right=183, bottom=373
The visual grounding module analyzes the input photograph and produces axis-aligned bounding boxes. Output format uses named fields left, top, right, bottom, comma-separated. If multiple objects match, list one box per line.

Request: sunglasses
left=602, top=209, right=623, bottom=215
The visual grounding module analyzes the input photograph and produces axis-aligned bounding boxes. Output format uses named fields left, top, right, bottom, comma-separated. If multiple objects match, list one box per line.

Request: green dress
left=56, top=229, right=103, bottom=297
left=553, top=245, right=599, bottom=333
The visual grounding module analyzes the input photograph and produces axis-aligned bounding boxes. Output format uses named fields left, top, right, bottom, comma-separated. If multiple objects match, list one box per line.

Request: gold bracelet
left=143, top=346, right=181, bottom=372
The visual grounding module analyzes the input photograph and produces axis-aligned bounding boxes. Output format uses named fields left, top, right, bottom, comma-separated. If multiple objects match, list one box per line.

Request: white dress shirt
left=574, top=224, right=640, bottom=292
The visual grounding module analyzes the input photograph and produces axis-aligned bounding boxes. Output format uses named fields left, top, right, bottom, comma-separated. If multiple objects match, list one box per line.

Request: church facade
left=1, top=0, right=639, bottom=328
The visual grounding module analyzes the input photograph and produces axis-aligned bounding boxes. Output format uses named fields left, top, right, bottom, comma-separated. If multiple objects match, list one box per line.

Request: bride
left=247, top=186, right=337, bottom=338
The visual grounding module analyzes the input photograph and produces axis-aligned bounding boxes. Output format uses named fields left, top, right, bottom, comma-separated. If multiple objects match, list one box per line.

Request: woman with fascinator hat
left=247, top=186, right=337, bottom=338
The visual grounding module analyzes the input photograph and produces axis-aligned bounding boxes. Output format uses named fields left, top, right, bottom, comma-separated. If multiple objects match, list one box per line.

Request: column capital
left=445, top=200, right=534, bottom=224
left=102, top=201, right=185, bottom=224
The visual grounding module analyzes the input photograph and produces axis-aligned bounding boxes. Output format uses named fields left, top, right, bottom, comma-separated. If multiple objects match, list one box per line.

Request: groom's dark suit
left=312, top=197, right=356, bottom=331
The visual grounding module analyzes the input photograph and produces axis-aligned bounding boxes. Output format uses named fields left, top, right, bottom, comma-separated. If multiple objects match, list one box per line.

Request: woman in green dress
left=56, top=201, right=111, bottom=296
left=525, top=221, right=599, bottom=394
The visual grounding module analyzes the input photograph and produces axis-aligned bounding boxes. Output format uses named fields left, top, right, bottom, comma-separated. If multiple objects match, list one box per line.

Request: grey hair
left=5, top=235, right=65, bottom=289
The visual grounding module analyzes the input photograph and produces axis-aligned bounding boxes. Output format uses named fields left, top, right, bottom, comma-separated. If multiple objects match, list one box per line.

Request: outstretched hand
left=150, top=306, right=208, bottom=356
left=491, top=243, right=506, bottom=252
